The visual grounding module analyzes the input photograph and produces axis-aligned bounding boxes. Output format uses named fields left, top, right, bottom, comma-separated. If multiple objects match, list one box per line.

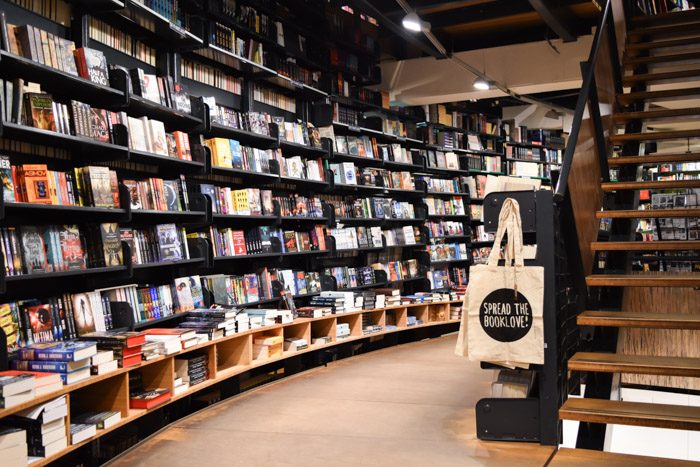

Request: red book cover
left=129, top=388, right=171, bottom=410
left=120, top=352, right=142, bottom=368
left=232, top=230, right=246, bottom=255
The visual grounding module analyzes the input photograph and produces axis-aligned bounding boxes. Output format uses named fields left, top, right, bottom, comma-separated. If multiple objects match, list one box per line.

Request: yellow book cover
left=214, top=138, right=233, bottom=168
left=233, top=189, right=250, bottom=215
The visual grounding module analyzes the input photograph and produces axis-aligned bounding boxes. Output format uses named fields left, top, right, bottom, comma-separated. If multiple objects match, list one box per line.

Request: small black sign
left=479, top=288, right=532, bottom=342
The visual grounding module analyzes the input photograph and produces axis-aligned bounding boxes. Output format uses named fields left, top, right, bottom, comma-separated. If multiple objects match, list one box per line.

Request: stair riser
left=613, top=114, right=700, bottom=125
left=609, top=132, right=700, bottom=144
left=602, top=181, right=700, bottom=191
left=608, top=154, right=700, bottom=166
left=568, top=362, right=700, bottom=377
left=627, top=38, right=700, bottom=54
left=630, top=9, right=700, bottom=28
left=559, top=410, right=700, bottom=431
left=624, top=55, right=700, bottom=68
left=623, top=73, right=700, bottom=86
left=629, top=28, right=700, bottom=42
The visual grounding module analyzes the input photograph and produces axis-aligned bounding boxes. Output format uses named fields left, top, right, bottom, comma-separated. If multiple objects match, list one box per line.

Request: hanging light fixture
left=402, top=11, right=430, bottom=32
left=473, top=78, right=491, bottom=91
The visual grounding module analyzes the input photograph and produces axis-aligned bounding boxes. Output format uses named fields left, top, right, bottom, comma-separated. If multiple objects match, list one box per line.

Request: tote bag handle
left=486, top=198, right=524, bottom=268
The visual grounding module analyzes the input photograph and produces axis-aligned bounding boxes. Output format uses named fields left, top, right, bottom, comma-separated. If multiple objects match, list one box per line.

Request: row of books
left=124, top=176, right=190, bottom=212
left=428, top=266, right=468, bottom=291
left=274, top=153, right=325, bottom=181
left=371, top=259, right=421, bottom=282
left=89, top=16, right=156, bottom=67
left=123, top=67, right=192, bottom=114
left=425, top=197, right=467, bottom=216
left=3, top=24, right=107, bottom=86
left=273, top=194, right=324, bottom=218
left=1, top=223, right=122, bottom=276
left=203, top=224, right=327, bottom=257
left=277, top=120, right=322, bottom=147
left=466, top=154, right=502, bottom=173
left=211, top=21, right=265, bottom=65
left=472, top=225, right=495, bottom=243
left=330, top=163, right=416, bottom=190
left=322, top=266, right=376, bottom=290
left=122, top=224, right=189, bottom=265
left=427, top=243, right=469, bottom=262
left=466, top=175, right=488, bottom=199
left=333, top=134, right=413, bottom=165
left=181, top=58, right=243, bottom=94
left=426, top=220, right=466, bottom=239
left=330, top=226, right=383, bottom=250
left=123, top=114, right=192, bottom=159
left=209, top=107, right=271, bottom=135
left=204, top=137, right=272, bottom=173
left=416, top=176, right=466, bottom=194
left=197, top=185, right=267, bottom=216
left=426, top=150, right=461, bottom=171
left=505, top=144, right=560, bottom=164
left=507, top=161, right=550, bottom=179
left=253, top=84, right=296, bottom=113
left=324, top=196, right=418, bottom=220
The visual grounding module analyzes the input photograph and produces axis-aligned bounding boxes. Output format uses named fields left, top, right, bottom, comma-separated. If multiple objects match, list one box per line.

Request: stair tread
left=629, top=22, right=700, bottom=39
left=590, top=241, right=700, bottom=251
left=624, top=51, right=700, bottom=66
left=559, top=398, right=700, bottom=430
left=549, top=447, right=699, bottom=466
left=596, top=208, right=700, bottom=219
left=569, top=352, right=700, bottom=377
left=623, top=68, right=700, bottom=85
left=608, top=152, right=700, bottom=166
left=586, top=274, right=700, bottom=287
left=609, top=129, right=700, bottom=143
left=578, top=310, right=700, bottom=329
left=601, top=179, right=700, bottom=190
left=630, top=7, right=700, bottom=27
left=618, top=87, right=700, bottom=105
left=613, top=107, right=700, bottom=123
left=627, top=36, right=700, bottom=53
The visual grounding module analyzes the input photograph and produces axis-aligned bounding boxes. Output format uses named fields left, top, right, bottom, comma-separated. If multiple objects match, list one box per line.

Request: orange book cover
left=22, top=164, right=51, bottom=204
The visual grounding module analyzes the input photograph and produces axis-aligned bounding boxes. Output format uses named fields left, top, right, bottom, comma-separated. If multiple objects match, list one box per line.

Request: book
left=129, top=388, right=171, bottom=409
left=20, top=226, right=49, bottom=273
left=0, top=373, right=34, bottom=397
left=99, top=223, right=123, bottom=267
left=0, top=155, right=14, bottom=202
left=17, top=342, right=97, bottom=362
left=156, top=224, right=183, bottom=262
left=70, top=423, right=96, bottom=444
left=74, top=47, right=109, bottom=86
left=24, top=93, right=55, bottom=131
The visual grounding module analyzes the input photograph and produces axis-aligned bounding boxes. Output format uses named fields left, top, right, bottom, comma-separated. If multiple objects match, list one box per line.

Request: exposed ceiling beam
left=526, top=0, right=579, bottom=41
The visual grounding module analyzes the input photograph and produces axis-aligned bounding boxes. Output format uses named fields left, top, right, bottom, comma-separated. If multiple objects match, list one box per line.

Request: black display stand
left=474, top=189, right=559, bottom=446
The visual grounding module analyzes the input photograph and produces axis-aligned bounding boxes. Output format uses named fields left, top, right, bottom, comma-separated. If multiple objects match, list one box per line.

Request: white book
left=91, top=351, right=114, bottom=366
left=341, top=162, right=356, bottom=185
left=127, top=116, right=148, bottom=152
left=148, top=120, right=168, bottom=156
left=92, top=359, right=118, bottom=376
left=70, top=424, right=96, bottom=445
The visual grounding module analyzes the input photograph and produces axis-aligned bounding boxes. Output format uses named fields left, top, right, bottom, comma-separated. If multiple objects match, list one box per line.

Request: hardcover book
left=163, top=180, right=180, bottom=211
left=75, top=47, right=109, bottom=86
left=24, top=303, right=54, bottom=344
left=24, top=93, right=55, bottom=131
left=59, top=225, right=86, bottom=270
left=89, top=108, right=110, bottom=143
left=156, top=223, right=182, bottom=262
left=20, top=226, right=50, bottom=273
left=100, top=223, right=123, bottom=266
left=17, top=341, right=97, bottom=362
left=0, top=155, right=14, bottom=202
left=22, top=164, right=51, bottom=204
left=70, top=293, right=95, bottom=335
left=87, top=166, right=113, bottom=208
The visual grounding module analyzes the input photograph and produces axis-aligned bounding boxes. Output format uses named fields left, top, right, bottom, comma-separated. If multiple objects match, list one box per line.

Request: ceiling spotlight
left=545, top=109, right=561, bottom=119
left=473, top=78, right=491, bottom=91
left=402, top=11, right=429, bottom=32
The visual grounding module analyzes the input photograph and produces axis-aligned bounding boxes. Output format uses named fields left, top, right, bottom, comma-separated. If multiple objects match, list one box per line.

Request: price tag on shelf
left=169, top=23, right=187, bottom=38
left=348, top=125, right=362, bottom=133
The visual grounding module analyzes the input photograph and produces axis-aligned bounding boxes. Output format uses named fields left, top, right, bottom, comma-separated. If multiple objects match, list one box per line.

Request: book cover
left=24, top=303, right=53, bottom=344
left=59, top=225, right=86, bottom=271
left=89, top=108, right=110, bottom=143
left=76, top=47, right=109, bottom=86
left=0, top=155, right=14, bottom=202
left=24, top=93, right=55, bottom=131
left=87, top=166, right=113, bottom=208
left=22, top=164, right=51, bottom=204
left=261, top=190, right=273, bottom=215
left=283, top=231, right=297, bottom=252
left=294, top=271, right=307, bottom=295
left=149, top=120, right=167, bottom=156
left=20, top=226, right=49, bottom=273
left=163, top=180, right=180, bottom=211
left=99, top=223, right=123, bottom=267
left=243, top=274, right=259, bottom=303
left=141, top=74, right=161, bottom=104
left=70, top=293, right=95, bottom=335
left=156, top=224, right=182, bottom=262
left=231, top=230, right=246, bottom=255
left=17, top=341, right=97, bottom=362
left=173, top=277, right=195, bottom=312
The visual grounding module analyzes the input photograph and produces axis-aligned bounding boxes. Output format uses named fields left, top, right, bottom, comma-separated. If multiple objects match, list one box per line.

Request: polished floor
left=110, top=334, right=555, bottom=466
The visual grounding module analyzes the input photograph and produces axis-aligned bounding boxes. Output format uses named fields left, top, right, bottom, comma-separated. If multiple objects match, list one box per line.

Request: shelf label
left=169, top=23, right=187, bottom=38
left=348, top=125, right=362, bottom=133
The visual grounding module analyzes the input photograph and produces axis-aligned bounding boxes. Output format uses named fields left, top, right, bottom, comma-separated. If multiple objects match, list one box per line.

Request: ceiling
left=368, top=0, right=602, bottom=60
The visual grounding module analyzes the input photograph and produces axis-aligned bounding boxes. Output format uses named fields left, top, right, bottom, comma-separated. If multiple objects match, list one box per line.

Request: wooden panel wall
left=620, top=287, right=700, bottom=390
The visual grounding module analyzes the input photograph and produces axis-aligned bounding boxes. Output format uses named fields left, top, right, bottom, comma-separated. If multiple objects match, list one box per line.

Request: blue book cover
left=229, top=140, right=243, bottom=169
left=17, top=341, right=97, bottom=362
left=11, top=358, right=90, bottom=373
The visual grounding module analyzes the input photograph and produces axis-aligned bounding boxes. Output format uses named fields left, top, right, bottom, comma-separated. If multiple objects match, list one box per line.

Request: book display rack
left=0, top=0, right=470, bottom=463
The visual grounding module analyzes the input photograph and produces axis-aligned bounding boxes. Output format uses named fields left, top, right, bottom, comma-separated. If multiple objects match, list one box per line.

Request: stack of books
left=407, top=315, right=423, bottom=327
left=283, top=337, right=308, bottom=352
left=375, top=288, right=401, bottom=308
left=71, top=410, right=121, bottom=434
left=362, top=314, right=382, bottom=335
left=0, top=372, right=35, bottom=408
left=362, top=291, right=376, bottom=310
left=309, top=294, right=346, bottom=313
left=6, top=396, right=68, bottom=459
left=128, top=372, right=171, bottom=410
left=13, top=342, right=98, bottom=385
left=144, top=328, right=198, bottom=355
left=174, top=354, right=208, bottom=388
left=90, top=350, right=118, bottom=376
left=296, top=307, right=332, bottom=318
left=336, top=323, right=351, bottom=339
left=0, top=427, right=27, bottom=465
left=69, top=422, right=96, bottom=445
left=79, top=331, right=145, bottom=368
left=186, top=308, right=238, bottom=337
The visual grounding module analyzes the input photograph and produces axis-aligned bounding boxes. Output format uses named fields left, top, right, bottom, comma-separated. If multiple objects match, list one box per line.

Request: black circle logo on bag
left=479, top=289, right=532, bottom=342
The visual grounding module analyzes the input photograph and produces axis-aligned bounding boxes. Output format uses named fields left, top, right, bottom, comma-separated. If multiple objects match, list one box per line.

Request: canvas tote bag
left=454, top=198, right=544, bottom=365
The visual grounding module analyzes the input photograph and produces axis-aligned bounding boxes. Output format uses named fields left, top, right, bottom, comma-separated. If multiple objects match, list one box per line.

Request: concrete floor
left=110, top=334, right=555, bottom=466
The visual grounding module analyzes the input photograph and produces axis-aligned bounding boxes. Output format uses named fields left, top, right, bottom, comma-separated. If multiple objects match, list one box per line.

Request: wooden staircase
left=552, top=6, right=700, bottom=465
